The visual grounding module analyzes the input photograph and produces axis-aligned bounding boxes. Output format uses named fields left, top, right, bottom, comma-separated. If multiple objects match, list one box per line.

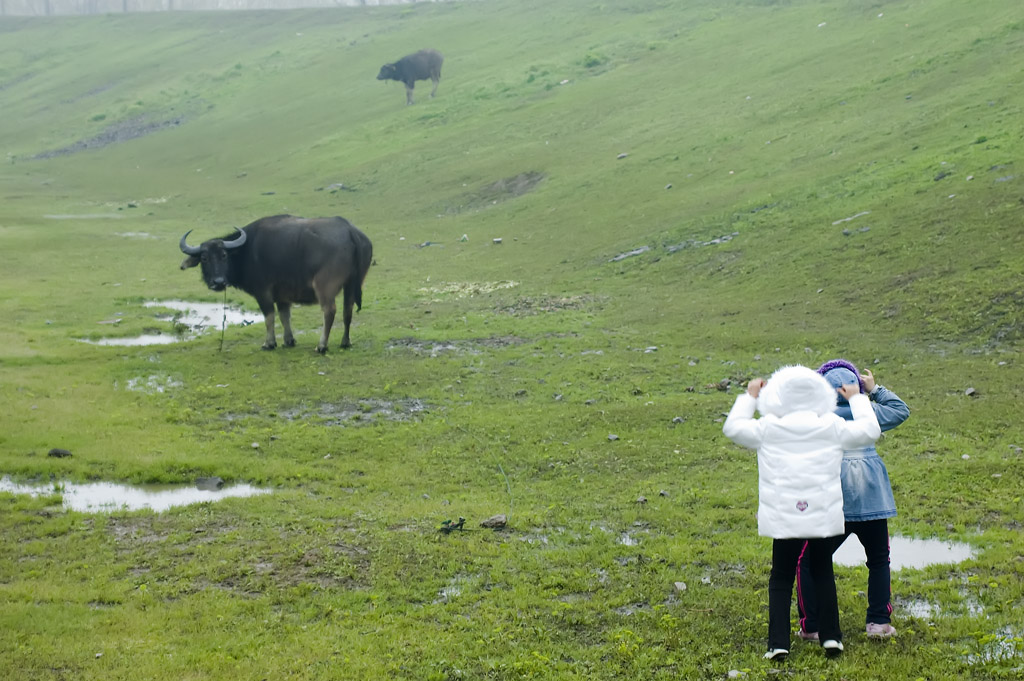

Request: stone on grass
left=47, top=448, right=72, bottom=458
left=480, top=514, right=507, bottom=529
left=196, top=477, right=224, bottom=491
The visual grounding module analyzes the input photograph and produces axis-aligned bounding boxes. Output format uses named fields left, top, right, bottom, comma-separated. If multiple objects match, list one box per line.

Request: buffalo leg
left=278, top=303, right=296, bottom=347
left=430, top=76, right=439, bottom=98
left=258, top=299, right=276, bottom=350
left=340, top=288, right=355, bottom=349
left=317, top=300, right=336, bottom=354
left=405, top=82, right=415, bottom=105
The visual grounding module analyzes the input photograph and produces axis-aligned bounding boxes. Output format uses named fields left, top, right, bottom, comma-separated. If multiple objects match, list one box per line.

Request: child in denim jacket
left=796, top=360, right=910, bottom=640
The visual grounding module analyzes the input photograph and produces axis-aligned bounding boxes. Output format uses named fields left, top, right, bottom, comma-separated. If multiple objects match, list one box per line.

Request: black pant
left=769, top=537, right=842, bottom=650
left=797, top=519, right=893, bottom=631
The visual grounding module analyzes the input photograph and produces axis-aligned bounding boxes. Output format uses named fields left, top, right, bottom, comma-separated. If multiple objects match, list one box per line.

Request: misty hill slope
left=0, top=0, right=1021, bottom=355
left=2, top=3, right=1023, bottom=679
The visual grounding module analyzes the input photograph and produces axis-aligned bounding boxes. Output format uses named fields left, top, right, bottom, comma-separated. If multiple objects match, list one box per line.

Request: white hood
left=757, top=365, right=837, bottom=417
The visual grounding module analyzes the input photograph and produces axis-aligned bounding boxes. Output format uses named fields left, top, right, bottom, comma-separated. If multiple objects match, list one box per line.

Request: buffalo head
left=179, top=228, right=247, bottom=292
left=377, top=63, right=397, bottom=81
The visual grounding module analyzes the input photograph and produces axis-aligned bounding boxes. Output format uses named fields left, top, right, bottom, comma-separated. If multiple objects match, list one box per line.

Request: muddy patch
left=495, top=294, right=599, bottom=316
left=274, top=398, right=429, bottom=427
left=417, top=280, right=519, bottom=301
left=114, top=231, right=158, bottom=239
left=443, top=171, right=545, bottom=214
left=106, top=514, right=372, bottom=594
left=31, top=112, right=192, bottom=160
left=609, top=232, right=740, bottom=262
left=45, top=213, right=125, bottom=220
left=386, top=336, right=529, bottom=357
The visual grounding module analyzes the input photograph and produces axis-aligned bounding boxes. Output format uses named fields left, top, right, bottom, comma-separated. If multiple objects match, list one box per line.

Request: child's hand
left=861, top=369, right=876, bottom=393
left=747, top=378, right=766, bottom=397
left=838, top=383, right=861, bottom=400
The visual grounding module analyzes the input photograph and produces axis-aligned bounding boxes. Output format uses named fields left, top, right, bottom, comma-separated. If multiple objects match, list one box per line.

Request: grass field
left=1, top=0, right=1022, bottom=678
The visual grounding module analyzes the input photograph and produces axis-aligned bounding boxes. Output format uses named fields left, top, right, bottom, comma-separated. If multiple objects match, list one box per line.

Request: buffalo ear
left=180, top=255, right=200, bottom=270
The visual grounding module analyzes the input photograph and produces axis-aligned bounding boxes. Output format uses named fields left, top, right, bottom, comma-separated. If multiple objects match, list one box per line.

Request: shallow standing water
left=0, top=476, right=271, bottom=512
left=834, top=535, right=976, bottom=570
left=80, top=300, right=263, bottom=346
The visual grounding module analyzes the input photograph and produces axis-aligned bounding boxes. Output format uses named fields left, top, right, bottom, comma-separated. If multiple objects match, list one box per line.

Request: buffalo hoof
left=315, top=346, right=328, bottom=355
left=284, top=338, right=296, bottom=348
left=262, top=342, right=277, bottom=351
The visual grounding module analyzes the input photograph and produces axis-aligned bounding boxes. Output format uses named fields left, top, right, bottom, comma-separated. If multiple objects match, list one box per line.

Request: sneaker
left=822, top=640, right=844, bottom=658
left=763, top=648, right=789, bottom=661
left=798, top=629, right=819, bottom=642
left=866, top=622, right=897, bottom=638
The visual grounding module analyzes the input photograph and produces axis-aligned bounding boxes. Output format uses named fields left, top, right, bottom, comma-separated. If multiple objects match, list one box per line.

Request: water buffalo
left=179, top=214, right=372, bottom=353
left=376, top=48, right=443, bottom=105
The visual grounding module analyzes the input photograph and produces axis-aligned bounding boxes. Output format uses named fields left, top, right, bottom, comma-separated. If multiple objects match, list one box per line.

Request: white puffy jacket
left=722, top=366, right=881, bottom=539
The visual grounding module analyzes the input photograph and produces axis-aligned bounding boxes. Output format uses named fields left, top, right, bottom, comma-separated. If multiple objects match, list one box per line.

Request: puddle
left=44, top=213, right=124, bottom=219
left=618, top=532, right=640, bottom=546
left=81, top=300, right=262, bottom=347
left=121, top=374, right=183, bottom=393
left=965, top=628, right=1024, bottom=666
left=834, top=535, right=976, bottom=570
left=0, top=476, right=270, bottom=513
left=432, top=574, right=480, bottom=604
left=897, top=593, right=985, bottom=619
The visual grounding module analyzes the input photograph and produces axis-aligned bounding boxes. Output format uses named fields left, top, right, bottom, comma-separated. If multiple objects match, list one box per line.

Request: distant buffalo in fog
left=376, top=49, right=443, bottom=105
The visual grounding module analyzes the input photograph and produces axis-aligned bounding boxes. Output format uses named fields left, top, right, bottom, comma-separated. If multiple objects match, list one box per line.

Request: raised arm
left=838, top=392, right=881, bottom=448
left=722, top=390, right=764, bottom=449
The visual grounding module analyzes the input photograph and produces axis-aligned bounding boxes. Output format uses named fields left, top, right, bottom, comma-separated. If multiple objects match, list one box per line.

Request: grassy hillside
left=1, top=0, right=1022, bottom=679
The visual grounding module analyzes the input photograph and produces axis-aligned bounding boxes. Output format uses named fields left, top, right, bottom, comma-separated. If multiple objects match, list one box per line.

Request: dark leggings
left=797, top=519, right=893, bottom=631
left=769, top=537, right=842, bottom=650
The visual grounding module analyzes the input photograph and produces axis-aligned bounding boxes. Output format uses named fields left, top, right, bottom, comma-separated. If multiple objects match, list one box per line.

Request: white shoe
left=763, top=648, right=788, bottom=661
left=822, top=639, right=844, bottom=658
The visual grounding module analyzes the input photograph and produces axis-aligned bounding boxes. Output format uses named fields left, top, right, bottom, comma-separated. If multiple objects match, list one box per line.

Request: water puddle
left=81, top=300, right=262, bottom=347
left=834, top=535, right=976, bottom=570
left=0, top=476, right=271, bottom=513
left=965, top=627, right=1024, bottom=666
left=898, top=593, right=985, bottom=619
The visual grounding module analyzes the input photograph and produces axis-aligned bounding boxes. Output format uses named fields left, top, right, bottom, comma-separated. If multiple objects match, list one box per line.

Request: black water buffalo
left=376, top=48, right=443, bottom=105
left=179, top=214, right=372, bottom=353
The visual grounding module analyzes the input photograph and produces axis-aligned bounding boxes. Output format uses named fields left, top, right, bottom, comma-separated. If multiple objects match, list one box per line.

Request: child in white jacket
left=723, top=365, right=881, bottom=661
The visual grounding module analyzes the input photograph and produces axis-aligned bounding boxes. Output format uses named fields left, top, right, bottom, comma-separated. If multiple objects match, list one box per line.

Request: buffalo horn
left=179, top=230, right=201, bottom=256
left=223, top=228, right=247, bottom=249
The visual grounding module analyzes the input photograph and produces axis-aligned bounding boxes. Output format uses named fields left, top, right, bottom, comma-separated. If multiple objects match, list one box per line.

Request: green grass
left=1, top=0, right=1023, bottom=678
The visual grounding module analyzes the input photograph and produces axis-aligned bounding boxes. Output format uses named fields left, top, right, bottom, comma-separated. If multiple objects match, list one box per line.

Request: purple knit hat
left=817, top=358, right=867, bottom=394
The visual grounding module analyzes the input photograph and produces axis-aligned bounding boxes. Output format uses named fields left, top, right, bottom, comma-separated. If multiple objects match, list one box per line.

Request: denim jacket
left=832, top=386, right=910, bottom=521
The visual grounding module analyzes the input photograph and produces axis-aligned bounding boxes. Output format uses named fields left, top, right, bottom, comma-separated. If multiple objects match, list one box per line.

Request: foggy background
left=0, top=0, right=442, bottom=16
